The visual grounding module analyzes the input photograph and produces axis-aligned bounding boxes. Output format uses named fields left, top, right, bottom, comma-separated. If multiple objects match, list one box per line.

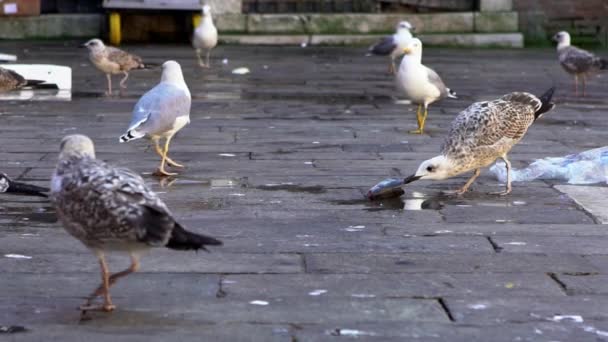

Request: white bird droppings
left=249, top=300, right=269, bottom=306
left=552, top=315, right=583, bottom=323
left=468, top=303, right=488, bottom=310
left=219, top=153, right=236, bottom=157
left=4, top=254, right=32, bottom=259
left=504, top=242, right=527, bottom=246
left=344, top=225, right=365, bottom=232
left=232, top=67, right=250, bottom=75
left=308, top=289, right=327, bottom=296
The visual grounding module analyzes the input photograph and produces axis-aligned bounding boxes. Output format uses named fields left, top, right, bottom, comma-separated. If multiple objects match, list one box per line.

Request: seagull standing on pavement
left=192, top=5, right=218, bottom=68
left=553, top=31, right=607, bottom=97
left=82, top=38, right=155, bottom=95
left=368, top=21, right=414, bottom=74
left=119, top=61, right=191, bottom=177
left=51, top=134, right=222, bottom=316
left=396, top=38, right=457, bottom=134
left=403, top=88, right=555, bottom=195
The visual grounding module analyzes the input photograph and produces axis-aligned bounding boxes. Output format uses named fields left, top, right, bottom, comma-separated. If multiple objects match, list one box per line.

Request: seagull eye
left=426, top=166, right=435, bottom=172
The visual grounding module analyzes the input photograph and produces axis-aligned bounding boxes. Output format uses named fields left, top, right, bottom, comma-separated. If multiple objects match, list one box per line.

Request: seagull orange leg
left=581, top=75, right=586, bottom=97
left=153, top=139, right=183, bottom=168
left=80, top=254, right=116, bottom=315
left=409, top=104, right=423, bottom=134
left=443, top=169, right=481, bottom=195
left=419, top=105, right=429, bottom=134
left=82, top=254, right=140, bottom=307
left=154, top=135, right=179, bottom=176
left=490, top=156, right=512, bottom=195
left=105, top=74, right=113, bottom=96
left=119, top=71, right=129, bottom=89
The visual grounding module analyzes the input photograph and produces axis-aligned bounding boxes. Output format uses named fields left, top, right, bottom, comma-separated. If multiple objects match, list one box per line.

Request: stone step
left=220, top=33, right=524, bottom=48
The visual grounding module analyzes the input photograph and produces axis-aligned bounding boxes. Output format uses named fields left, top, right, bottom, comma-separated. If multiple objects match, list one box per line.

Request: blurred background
left=0, top=0, right=606, bottom=47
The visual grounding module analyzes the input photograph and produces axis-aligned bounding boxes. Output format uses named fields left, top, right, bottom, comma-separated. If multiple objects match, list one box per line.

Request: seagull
left=50, top=134, right=222, bottom=316
left=0, top=67, right=44, bottom=92
left=0, top=173, right=48, bottom=197
left=402, top=88, right=555, bottom=195
left=396, top=38, right=457, bottom=134
left=192, top=5, right=218, bottom=68
left=553, top=31, right=607, bottom=97
left=119, top=60, right=191, bottom=177
left=368, top=21, right=414, bottom=74
left=82, top=38, right=155, bottom=95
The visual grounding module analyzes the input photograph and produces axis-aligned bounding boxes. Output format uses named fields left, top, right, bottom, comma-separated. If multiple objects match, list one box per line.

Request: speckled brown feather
left=441, top=92, right=544, bottom=174
left=0, top=67, right=26, bottom=92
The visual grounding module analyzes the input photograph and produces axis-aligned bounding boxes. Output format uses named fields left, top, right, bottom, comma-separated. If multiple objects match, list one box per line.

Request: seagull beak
left=79, top=43, right=87, bottom=48
left=403, top=174, right=421, bottom=184
left=402, top=47, right=412, bottom=54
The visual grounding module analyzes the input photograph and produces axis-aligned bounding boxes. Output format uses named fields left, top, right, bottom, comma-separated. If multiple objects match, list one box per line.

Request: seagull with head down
left=403, top=88, right=555, bottom=195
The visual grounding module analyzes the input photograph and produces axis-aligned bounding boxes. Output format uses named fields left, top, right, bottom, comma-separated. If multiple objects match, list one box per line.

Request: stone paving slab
left=1, top=43, right=608, bottom=340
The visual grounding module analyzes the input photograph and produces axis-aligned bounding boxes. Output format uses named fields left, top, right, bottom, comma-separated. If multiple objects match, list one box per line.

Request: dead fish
left=366, top=177, right=405, bottom=200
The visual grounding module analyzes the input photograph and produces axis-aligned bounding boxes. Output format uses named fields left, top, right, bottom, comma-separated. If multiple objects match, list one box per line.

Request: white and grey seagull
left=396, top=38, right=457, bottom=134
left=82, top=38, right=156, bottom=95
left=51, top=134, right=222, bottom=316
left=402, top=88, right=555, bottom=195
left=192, top=4, right=218, bottom=68
left=119, top=60, right=191, bottom=177
left=553, top=31, right=607, bottom=97
left=368, top=21, right=414, bottom=74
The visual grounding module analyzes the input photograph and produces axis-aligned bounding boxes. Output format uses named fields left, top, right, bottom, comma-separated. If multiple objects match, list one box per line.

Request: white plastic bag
left=490, top=146, right=608, bottom=184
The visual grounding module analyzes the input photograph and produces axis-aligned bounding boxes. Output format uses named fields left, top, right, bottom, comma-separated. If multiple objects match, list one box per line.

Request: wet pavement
left=1, top=42, right=608, bottom=341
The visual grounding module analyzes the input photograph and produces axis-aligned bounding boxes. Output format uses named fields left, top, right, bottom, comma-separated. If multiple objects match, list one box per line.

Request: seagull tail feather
left=535, top=86, right=556, bottom=120
left=24, top=79, right=46, bottom=87
left=599, top=58, right=608, bottom=70
left=165, top=224, right=223, bottom=252
left=119, top=130, right=144, bottom=143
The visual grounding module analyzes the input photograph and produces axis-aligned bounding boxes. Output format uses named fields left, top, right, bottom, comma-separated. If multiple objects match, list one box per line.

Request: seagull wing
left=442, top=93, right=539, bottom=155
left=106, top=46, right=144, bottom=70
left=369, top=36, right=397, bottom=55
left=126, top=83, right=191, bottom=135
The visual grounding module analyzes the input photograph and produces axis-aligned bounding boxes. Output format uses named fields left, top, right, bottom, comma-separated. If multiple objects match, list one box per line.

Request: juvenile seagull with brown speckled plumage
left=51, top=134, right=222, bottom=317
left=403, top=88, right=556, bottom=195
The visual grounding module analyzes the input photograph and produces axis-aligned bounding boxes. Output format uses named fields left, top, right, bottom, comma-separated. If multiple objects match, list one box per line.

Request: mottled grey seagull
left=0, top=172, right=48, bottom=197
left=82, top=38, right=155, bottom=95
left=0, top=66, right=44, bottom=92
left=396, top=38, right=457, bottom=134
left=403, top=88, right=555, bottom=195
left=192, top=4, right=218, bottom=68
left=119, top=60, right=191, bottom=177
left=553, top=31, right=607, bottom=97
left=368, top=21, right=414, bottom=75
left=51, top=134, right=222, bottom=315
